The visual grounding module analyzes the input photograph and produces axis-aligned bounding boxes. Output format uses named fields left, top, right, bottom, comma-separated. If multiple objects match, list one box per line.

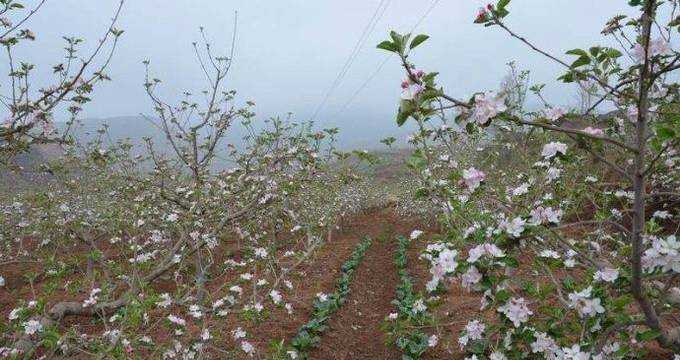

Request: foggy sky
left=15, top=0, right=635, bottom=147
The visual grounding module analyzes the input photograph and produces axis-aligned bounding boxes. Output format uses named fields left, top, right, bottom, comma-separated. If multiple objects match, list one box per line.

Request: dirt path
left=308, top=213, right=405, bottom=360
left=239, top=209, right=403, bottom=352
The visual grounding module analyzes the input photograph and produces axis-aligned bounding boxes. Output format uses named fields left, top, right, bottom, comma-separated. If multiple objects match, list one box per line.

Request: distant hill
left=65, top=116, right=173, bottom=152
left=64, top=114, right=418, bottom=152
left=2, top=113, right=417, bottom=184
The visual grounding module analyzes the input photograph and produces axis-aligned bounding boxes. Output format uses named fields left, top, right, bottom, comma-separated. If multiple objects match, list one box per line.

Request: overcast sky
left=15, top=0, right=636, bottom=147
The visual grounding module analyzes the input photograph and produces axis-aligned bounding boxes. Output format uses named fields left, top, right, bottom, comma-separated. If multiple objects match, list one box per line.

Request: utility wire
left=309, top=0, right=392, bottom=122
left=333, top=0, right=442, bottom=117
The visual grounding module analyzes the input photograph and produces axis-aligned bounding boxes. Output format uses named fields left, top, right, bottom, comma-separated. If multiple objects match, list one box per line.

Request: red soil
left=308, top=213, right=402, bottom=359
left=1, top=208, right=677, bottom=359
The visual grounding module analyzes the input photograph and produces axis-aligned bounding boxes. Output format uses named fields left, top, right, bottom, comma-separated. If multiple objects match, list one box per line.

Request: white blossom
left=23, top=319, right=43, bottom=335
left=568, top=287, right=605, bottom=318
left=471, top=92, right=507, bottom=125
left=543, top=107, right=565, bottom=122
left=458, top=319, right=485, bottom=348
left=541, top=142, right=567, bottom=159
left=593, top=267, right=619, bottom=283
left=497, top=297, right=532, bottom=327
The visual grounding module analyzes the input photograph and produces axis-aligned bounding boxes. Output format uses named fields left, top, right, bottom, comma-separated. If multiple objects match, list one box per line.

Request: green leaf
left=566, top=48, right=588, bottom=57
left=414, top=187, right=429, bottom=199
left=605, top=48, right=623, bottom=58
left=589, top=47, right=601, bottom=57
left=389, top=31, right=404, bottom=52
left=495, top=0, right=511, bottom=17
left=397, top=109, right=410, bottom=126
left=409, top=34, right=429, bottom=50
left=636, top=329, right=661, bottom=342
left=669, top=15, right=680, bottom=27
left=656, top=126, right=676, bottom=141
left=571, top=55, right=591, bottom=68
left=397, top=101, right=416, bottom=126
left=558, top=72, right=574, bottom=83
left=420, top=88, right=440, bottom=102
left=377, top=41, right=398, bottom=53
left=422, top=72, right=438, bottom=85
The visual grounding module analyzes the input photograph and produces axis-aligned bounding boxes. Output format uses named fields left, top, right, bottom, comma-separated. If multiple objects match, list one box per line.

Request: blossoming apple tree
left=0, top=0, right=124, bottom=165
left=1, top=28, right=374, bottom=358
left=379, top=0, right=679, bottom=357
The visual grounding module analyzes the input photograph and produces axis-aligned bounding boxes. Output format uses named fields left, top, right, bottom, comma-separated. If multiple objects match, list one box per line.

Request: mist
left=17, top=0, right=635, bottom=148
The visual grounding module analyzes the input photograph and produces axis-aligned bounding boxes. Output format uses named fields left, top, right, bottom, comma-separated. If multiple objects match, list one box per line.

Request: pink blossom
left=475, top=7, right=488, bottom=22
left=461, top=266, right=482, bottom=290
left=474, top=6, right=492, bottom=23
left=467, top=243, right=505, bottom=263
left=633, top=38, right=672, bottom=62
left=499, top=216, right=526, bottom=238
left=562, top=345, right=591, bottom=359
left=593, top=267, right=619, bottom=283
left=467, top=245, right=486, bottom=264
left=529, top=206, right=563, bottom=225
left=642, top=235, right=680, bottom=273
left=531, top=332, right=558, bottom=355
left=458, top=319, right=485, bottom=348
left=462, top=167, right=485, bottom=191
left=541, top=142, right=567, bottom=159
left=627, top=106, right=638, bottom=122
left=546, top=167, right=562, bottom=182
left=401, top=83, right=424, bottom=101
left=470, top=92, right=507, bottom=125
left=582, top=127, right=604, bottom=136
left=497, top=297, right=533, bottom=328
left=543, top=107, right=565, bottom=122
left=568, top=286, right=605, bottom=318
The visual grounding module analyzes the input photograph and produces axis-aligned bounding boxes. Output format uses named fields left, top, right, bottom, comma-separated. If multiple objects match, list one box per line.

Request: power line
left=335, top=0, right=390, bottom=87
left=410, top=0, right=441, bottom=32
left=333, top=0, right=442, bottom=118
left=334, top=55, right=391, bottom=116
left=309, top=0, right=392, bottom=122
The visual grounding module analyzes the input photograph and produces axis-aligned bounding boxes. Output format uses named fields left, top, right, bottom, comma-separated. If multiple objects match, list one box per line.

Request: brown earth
left=307, top=214, right=402, bottom=359
left=192, top=208, right=417, bottom=358
left=1, top=208, right=676, bottom=359
left=233, top=208, right=404, bottom=353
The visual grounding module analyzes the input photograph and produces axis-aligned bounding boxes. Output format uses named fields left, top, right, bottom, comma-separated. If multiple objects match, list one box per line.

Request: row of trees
left=379, top=0, right=679, bottom=357
left=0, top=2, right=378, bottom=357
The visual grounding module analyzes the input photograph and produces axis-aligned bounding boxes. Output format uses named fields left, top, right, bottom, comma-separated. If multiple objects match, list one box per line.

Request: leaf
left=566, top=48, right=589, bottom=57
left=409, top=34, right=429, bottom=50
left=414, top=188, right=429, bottom=199
left=402, top=33, right=412, bottom=50
left=420, top=88, right=440, bottom=102
left=422, top=72, right=438, bottom=85
left=377, top=41, right=398, bottom=53
left=558, top=72, right=575, bottom=83
left=397, top=101, right=416, bottom=126
left=389, top=31, right=404, bottom=52
left=656, top=126, right=676, bottom=141
left=496, top=0, right=511, bottom=18
left=669, top=15, right=680, bottom=27
left=572, top=56, right=590, bottom=68
left=589, top=46, right=601, bottom=57
left=636, top=329, right=661, bottom=342
left=605, top=48, right=623, bottom=58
